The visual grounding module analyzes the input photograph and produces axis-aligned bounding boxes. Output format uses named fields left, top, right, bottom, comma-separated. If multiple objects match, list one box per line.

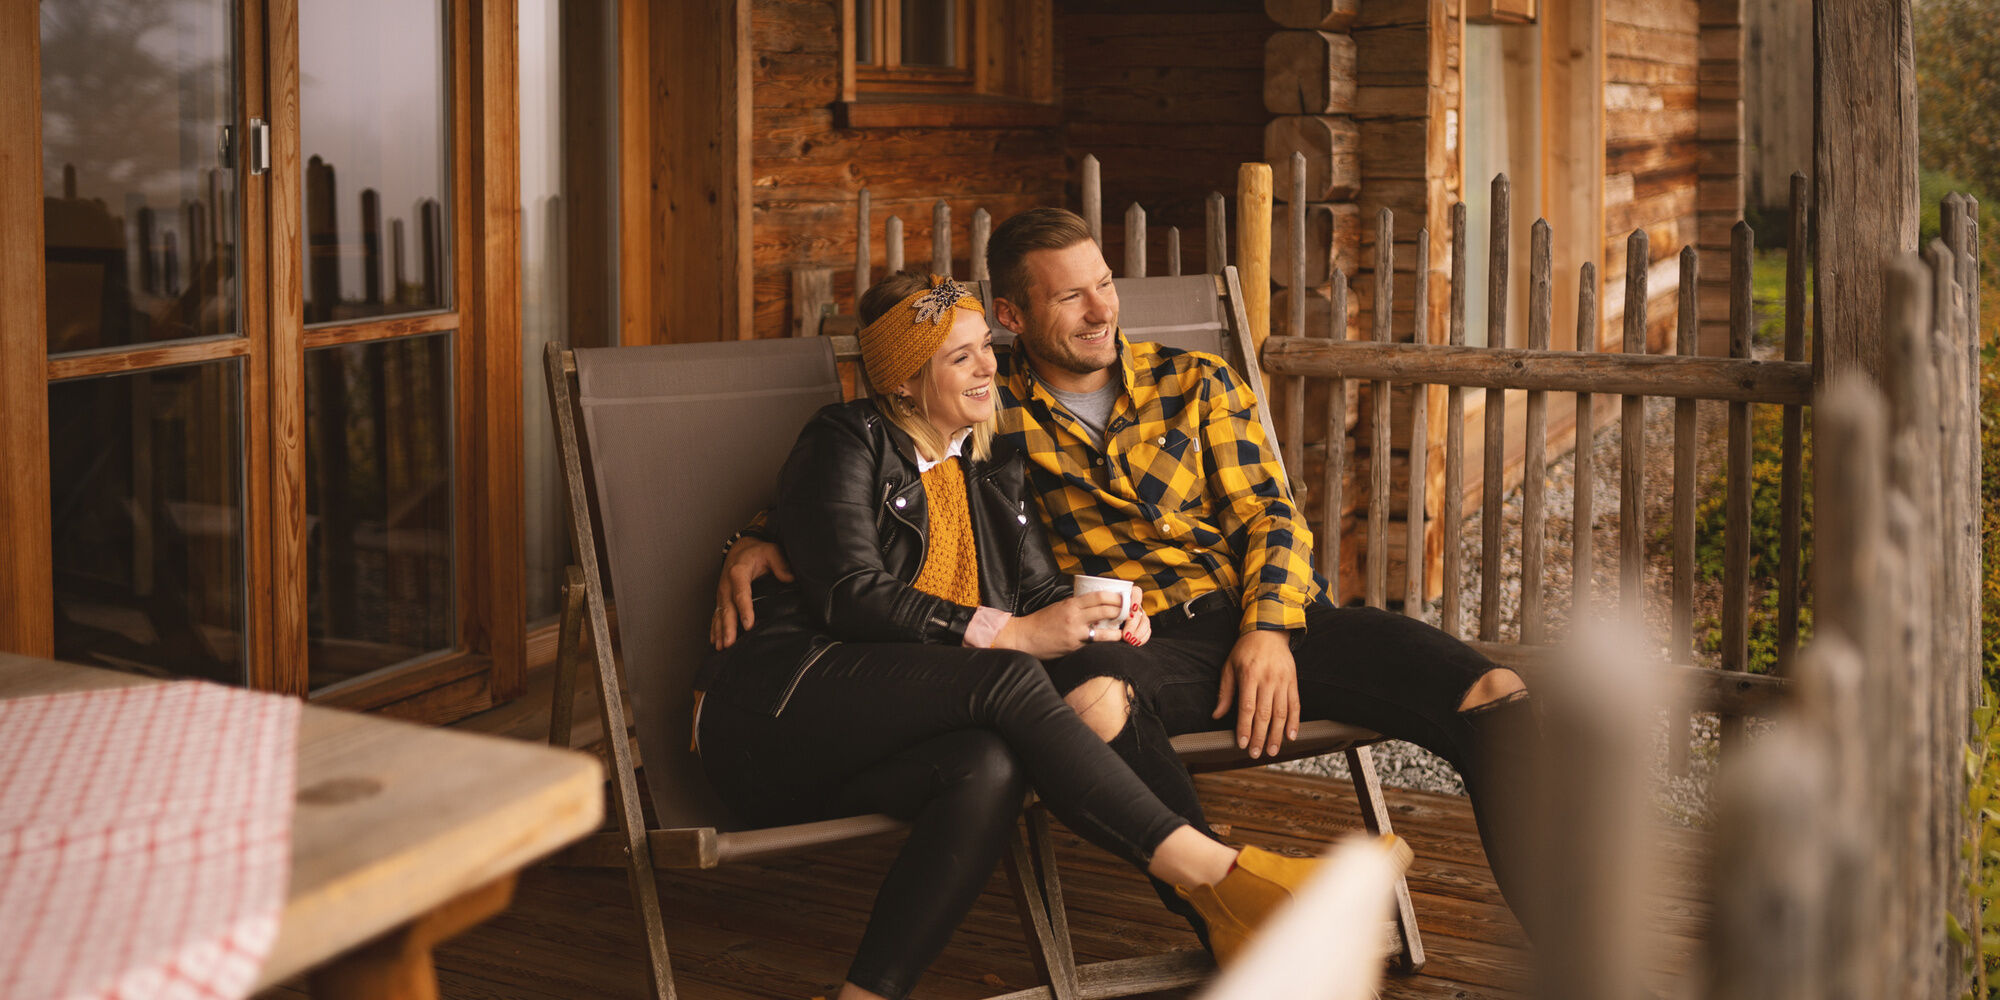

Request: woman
left=699, top=272, right=1391, bottom=1000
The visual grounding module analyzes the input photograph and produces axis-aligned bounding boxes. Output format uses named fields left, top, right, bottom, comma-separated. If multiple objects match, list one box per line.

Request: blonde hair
left=859, top=270, right=996, bottom=464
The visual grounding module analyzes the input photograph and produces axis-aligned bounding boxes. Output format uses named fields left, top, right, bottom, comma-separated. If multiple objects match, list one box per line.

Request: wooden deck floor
left=259, top=668, right=1713, bottom=999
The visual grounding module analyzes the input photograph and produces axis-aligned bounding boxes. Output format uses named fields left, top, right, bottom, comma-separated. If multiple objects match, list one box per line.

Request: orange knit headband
left=856, top=274, right=985, bottom=394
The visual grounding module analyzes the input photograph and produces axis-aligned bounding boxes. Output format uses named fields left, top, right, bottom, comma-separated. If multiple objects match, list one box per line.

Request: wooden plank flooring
left=257, top=667, right=1712, bottom=999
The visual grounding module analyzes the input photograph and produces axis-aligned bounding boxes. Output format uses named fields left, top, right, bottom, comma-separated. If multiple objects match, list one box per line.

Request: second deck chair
left=987, top=269, right=1427, bottom=996
left=542, top=339, right=1074, bottom=1000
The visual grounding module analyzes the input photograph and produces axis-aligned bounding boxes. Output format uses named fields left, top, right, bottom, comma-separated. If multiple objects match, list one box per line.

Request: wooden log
left=932, top=200, right=951, bottom=276
left=1166, top=227, right=1181, bottom=278
left=1442, top=203, right=1468, bottom=638
left=1572, top=262, right=1598, bottom=622
left=970, top=208, right=991, bottom=282
left=1082, top=154, right=1102, bottom=246
left=1669, top=246, right=1698, bottom=776
left=1266, top=116, right=1362, bottom=202
left=1722, top=223, right=1753, bottom=752
left=1778, top=174, right=1806, bottom=678
left=1481, top=176, right=1510, bottom=642
left=1812, top=0, right=1920, bottom=388
left=1936, top=213, right=1982, bottom=984
left=854, top=188, right=870, bottom=303
left=1323, top=268, right=1351, bottom=600
left=1619, top=228, right=1649, bottom=620
left=885, top=214, right=904, bottom=273
left=1520, top=220, right=1551, bottom=643
left=1403, top=234, right=1430, bottom=615
left=1289, top=154, right=1308, bottom=315
left=1239, top=163, right=1274, bottom=366
left=1265, top=0, right=1360, bottom=31
left=1368, top=208, right=1394, bottom=609
left=1264, top=30, right=1359, bottom=116
left=1207, top=192, right=1228, bottom=275
left=1125, top=203, right=1147, bottom=278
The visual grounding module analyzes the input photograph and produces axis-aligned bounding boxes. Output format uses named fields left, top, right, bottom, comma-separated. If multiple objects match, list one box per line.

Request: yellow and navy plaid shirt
left=996, top=332, right=1327, bottom=634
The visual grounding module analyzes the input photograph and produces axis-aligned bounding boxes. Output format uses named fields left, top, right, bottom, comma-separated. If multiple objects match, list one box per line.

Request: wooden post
left=932, top=200, right=951, bottom=276
left=885, top=215, right=904, bottom=274
left=1238, top=163, right=1274, bottom=361
left=1812, top=0, right=1919, bottom=387
left=1619, top=229, right=1648, bottom=619
left=1322, top=268, right=1351, bottom=601
left=1571, top=262, right=1598, bottom=623
left=1082, top=154, right=1102, bottom=246
left=1669, top=245, right=1698, bottom=775
left=1288, top=154, right=1307, bottom=334
left=970, top=207, right=990, bottom=282
left=854, top=188, right=871, bottom=299
left=1166, top=227, right=1181, bottom=277
left=0, top=0, right=53, bottom=655
left=1519, top=220, right=1551, bottom=642
left=791, top=269, right=833, bottom=338
left=1125, top=203, right=1147, bottom=278
left=1367, top=208, right=1392, bottom=609
left=1722, top=223, right=1754, bottom=752
left=1938, top=206, right=1982, bottom=982
left=1441, top=203, right=1467, bottom=638
left=1778, top=174, right=1807, bottom=677
left=1479, top=175, right=1509, bottom=641
left=1706, top=714, right=1832, bottom=1000
left=1207, top=192, right=1228, bottom=276
left=1284, top=161, right=1307, bottom=496
left=1403, top=234, right=1430, bottom=615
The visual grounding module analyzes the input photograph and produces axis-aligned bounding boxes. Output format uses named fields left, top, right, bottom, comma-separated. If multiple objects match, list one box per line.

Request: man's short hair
left=987, top=207, right=1093, bottom=306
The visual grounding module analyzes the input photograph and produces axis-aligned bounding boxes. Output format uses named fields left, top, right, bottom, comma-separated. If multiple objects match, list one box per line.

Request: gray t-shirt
left=1046, top=380, right=1120, bottom=449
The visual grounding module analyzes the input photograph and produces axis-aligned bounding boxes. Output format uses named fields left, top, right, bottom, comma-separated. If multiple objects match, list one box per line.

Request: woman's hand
left=993, top=589, right=1132, bottom=659
left=1121, top=590, right=1151, bottom=647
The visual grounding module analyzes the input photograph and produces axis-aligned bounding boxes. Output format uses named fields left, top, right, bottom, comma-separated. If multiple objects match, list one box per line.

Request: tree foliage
left=1915, top=0, right=2000, bottom=203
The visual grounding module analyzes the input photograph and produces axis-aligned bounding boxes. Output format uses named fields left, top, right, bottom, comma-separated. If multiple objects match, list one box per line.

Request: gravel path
left=1276, top=388, right=1751, bottom=828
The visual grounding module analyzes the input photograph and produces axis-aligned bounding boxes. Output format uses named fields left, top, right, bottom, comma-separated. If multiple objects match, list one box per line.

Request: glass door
left=40, top=0, right=256, bottom=685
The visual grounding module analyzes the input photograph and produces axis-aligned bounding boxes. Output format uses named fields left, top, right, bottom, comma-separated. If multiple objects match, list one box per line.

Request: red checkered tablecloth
left=0, top=681, right=300, bottom=1000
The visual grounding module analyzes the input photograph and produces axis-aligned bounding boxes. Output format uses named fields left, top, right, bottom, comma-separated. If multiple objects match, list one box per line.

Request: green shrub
left=1691, top=403, right=1813, bottom=674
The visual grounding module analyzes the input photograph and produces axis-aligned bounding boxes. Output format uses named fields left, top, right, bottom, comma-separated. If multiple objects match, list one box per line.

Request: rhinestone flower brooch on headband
left=910, top=277, right=969, bottom=326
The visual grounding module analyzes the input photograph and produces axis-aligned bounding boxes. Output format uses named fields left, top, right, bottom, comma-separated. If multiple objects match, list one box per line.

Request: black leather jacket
left=697, top=399, right=1071, bottom=716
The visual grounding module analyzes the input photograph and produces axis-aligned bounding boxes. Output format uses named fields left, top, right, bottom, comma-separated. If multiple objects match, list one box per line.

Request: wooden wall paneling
left=1604, top=0, right=1701, bottom=359
left=233, top=0, right=277, bottom=684
left=0, top=0, right=53, bottom=656
left=658, top=0, right=752, bottom=343
left=1742, top=0, right=1812, bottom=216
left=618, top=0, right=651, bottom=346
left=561, top=0, right=615, bottom=350
left=268, top=0, right=310, bottom=693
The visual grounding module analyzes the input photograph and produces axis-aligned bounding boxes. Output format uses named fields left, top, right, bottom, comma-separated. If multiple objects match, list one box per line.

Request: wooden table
left=0, top=653, right=604, bottom=1000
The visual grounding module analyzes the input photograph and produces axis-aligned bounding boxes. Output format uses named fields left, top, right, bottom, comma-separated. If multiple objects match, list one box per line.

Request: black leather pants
left=699, top=643, right=1192, bottom=1000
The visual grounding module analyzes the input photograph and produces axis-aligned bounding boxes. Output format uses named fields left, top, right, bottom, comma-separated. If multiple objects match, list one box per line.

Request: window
left=838, top=0, right=1055, bottom=128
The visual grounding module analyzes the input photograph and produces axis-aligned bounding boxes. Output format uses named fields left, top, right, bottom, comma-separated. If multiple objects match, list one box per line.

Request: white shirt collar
left=915, top=427, right=973, bottom=473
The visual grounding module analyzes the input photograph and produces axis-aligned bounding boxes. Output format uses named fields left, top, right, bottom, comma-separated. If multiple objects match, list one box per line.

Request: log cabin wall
left=1696, top=0, right=1747, bottom=355
left=1056, top=0, right=1272, bottom=277
left=1602, top=0, right=1700, bottom=356
left=747, top=0, right=1066, bottom=340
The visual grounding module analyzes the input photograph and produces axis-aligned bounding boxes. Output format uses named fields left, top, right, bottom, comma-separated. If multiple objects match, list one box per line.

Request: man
left=718, top=208, right=1541, bottom=939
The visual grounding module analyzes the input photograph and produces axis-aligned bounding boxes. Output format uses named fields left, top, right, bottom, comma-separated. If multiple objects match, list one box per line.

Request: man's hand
left=711, top=537, right=792, bottom=649
left=1212, top=629, right=1300, bottom=759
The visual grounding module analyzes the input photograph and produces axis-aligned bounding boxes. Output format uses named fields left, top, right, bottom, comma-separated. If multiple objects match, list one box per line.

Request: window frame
left=837, top=0, right=1056, bottom=129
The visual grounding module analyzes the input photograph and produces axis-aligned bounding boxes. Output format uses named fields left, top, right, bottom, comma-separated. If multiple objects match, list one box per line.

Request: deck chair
left=541, top=339, right=1074, bottom=1000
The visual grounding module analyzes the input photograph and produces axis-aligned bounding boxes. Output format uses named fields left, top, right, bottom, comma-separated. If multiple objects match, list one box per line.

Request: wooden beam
left=1260, top=337, right=1812, bottom=403
left=0, top=0, right=51, bottom=656
left=1542, top=0, right=1604, bottom=353
left=618, top=0, right=651, bottom=346
left=1811, top=0, right=1918, bottom=384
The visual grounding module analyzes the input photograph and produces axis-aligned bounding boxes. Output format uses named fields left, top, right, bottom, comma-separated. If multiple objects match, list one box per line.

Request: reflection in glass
left=300, top=0, right=450, bottom=324
left=521, top=0, right=619, bottom=623
left=41, top=1, right=239, bottom=354
left=900, top=0, right=956, bottom=67
left=306, top=333, right=455, bottom=689
left=49, top=361, right=247, bottom=685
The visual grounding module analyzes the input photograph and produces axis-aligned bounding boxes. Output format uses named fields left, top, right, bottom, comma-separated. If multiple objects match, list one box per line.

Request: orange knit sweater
left=912, top=458, right=981, bottom=607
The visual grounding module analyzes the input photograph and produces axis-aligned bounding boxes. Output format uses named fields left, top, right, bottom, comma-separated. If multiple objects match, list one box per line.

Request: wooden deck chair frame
left=541, top=340, right=1076, bottom=1000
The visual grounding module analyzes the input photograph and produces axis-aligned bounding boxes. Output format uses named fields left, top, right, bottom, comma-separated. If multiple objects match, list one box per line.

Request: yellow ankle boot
left=1175, top=835, right=1413, bottom=966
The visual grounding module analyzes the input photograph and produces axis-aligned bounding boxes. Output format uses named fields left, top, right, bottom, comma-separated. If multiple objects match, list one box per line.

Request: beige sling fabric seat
left=542, top=339, right=1069, bottom=1000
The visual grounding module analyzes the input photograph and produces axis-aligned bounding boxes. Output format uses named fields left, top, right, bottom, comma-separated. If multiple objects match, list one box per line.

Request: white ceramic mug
left=1072, top=574, right=1136, bottom=632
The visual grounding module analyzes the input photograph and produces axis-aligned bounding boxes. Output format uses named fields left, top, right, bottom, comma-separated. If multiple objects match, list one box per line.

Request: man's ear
left=992, top=296, right=1024, bottom=335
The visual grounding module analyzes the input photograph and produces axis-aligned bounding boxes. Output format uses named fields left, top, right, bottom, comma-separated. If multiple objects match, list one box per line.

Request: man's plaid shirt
left=997, top=332, right=1328, bottom=635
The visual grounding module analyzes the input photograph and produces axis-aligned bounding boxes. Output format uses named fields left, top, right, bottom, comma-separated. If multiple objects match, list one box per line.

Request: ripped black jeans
left=698, top=643, right=1193, bottom=1000
left=1043, top=602, right=1543, bottom=941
